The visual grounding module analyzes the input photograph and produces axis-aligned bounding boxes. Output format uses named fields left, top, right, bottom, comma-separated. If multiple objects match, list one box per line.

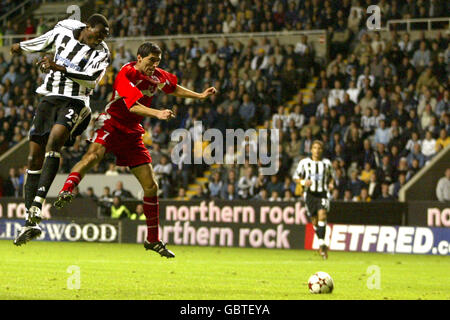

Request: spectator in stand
left=435, top=90, right=449, bottom=117
left=374, top=119, right=391, bottom=146
left=222, top=183, right=238, bottom=201
left=23, top=18, right=35, bottom=41
left=354, top=187, right=371, bottom=202
left=175, top=187, right=189, bottom=201
left=347, top=170, right=365, bottom=198
left=359, top=162, right=374, bottom=185
left=36, top=17, right=49, bottom=35
left=3, top=167, right=22, bottom=197
left=105, top=163, right=119, bottom=176
left=392, top=173, right=407, bottom=199
left=421, top=131, right=437, bottom=161
left=436, top=128, right=450, bottom=150
left=84, top=187, right=98, bottom=201
left=153, top=154, right=172, bottom=198
left=237, top=166, right=257, bottom=200
left=436, top=168, right=450, bottom=202
left=130, top=204, right=146, bottom=220
left=412, top=41, right=431, bottom=72
left=208, top=171, right=223, bottom=199
left=343, top=189, right=353, bottom=202
left=238, top=93, right=256, bottom=129
left=112, top=181, right=134, bottom=199
left=110, top=196, right=131, bottom=219
left=407, top=143, right=426, bottom=168
left=377, top=182, right=395, bottom=201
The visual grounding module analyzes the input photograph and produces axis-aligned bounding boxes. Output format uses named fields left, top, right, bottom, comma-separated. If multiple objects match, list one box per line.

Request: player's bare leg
left=13, top=141, right=45, bottom=246
left=317, top=209, right=328, bottom=260
left=131, top=163, right=175, bottom=258
left=54, top=142, right=106, bottom=209
left=28, top=124, right=70, bottom=223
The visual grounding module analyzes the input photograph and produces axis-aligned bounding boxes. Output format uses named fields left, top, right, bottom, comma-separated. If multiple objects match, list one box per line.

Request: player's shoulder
left=154, top=67, right=173, bottom=77
left=55, top=19, right=86, bottom=31
left=116, top=61, right=139, bottom=81
left=298, top=157, right=310, bottom=165
left=118, top=61, right=136, bottom=73
left=322, top=158, right=332, bottom=165
left=154, top=67, right=178, bottom=85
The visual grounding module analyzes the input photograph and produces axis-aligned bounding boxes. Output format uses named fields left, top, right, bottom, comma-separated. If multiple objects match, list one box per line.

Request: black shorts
left=304, top=192, right=330, bottom=218
left=29, top=95, right=91, bottom=146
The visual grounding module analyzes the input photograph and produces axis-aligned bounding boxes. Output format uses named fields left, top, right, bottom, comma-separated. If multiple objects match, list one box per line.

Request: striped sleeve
left=293, top=160, right=305, bottom=184
left=326, top=160, right=336, bottom=184
left=19, top=28, right=58, bottom=53
left=329, top=162, right=337, bottom=182
left=65, top=49, right=110, bottom=89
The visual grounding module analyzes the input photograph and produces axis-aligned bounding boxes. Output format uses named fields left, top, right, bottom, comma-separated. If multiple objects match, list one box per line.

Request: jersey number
left=99, top=130, right=110, bottom=141
left=65, top=109, right=78, bottom=124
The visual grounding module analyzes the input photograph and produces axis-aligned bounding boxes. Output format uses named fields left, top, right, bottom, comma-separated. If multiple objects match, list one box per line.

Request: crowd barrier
left=0, top=198, right=448, bottom=255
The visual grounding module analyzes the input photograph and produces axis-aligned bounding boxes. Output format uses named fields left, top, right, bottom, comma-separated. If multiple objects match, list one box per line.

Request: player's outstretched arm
left=10, top=28, right=57, bottom=55
left=129, top=102, right=175, bottom=120
left=170, top=84, right=217, bottom=99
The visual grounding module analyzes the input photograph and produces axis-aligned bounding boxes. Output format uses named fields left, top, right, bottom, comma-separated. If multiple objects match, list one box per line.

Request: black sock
left=316, top=221, right=326, bottom=240
left=32, top=151, right=61, bottom=209
left=24, top=169, right=41, bottom=210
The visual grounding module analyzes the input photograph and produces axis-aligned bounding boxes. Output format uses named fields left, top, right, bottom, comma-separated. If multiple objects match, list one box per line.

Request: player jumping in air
left=12, top=14, right=111, bottom=246
left=53, top=42, right=217, bottom=258
left=293, top=140, right=335, bottom=259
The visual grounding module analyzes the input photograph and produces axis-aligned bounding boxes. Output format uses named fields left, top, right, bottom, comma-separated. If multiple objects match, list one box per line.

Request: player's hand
left=158, top=109, right=175, bottom=120
left=10, top=43, right=21, bottom=55
left=200, top=87, right=217, bottom=99
left=304, top=180, right=313, bottom=187
left=37, top=56, right=62, bottom=73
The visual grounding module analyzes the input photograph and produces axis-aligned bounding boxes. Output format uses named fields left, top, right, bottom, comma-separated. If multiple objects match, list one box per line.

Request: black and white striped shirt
left=293, top=157, right=335, bottom=194
left=19, top=19, right=110, bottom=108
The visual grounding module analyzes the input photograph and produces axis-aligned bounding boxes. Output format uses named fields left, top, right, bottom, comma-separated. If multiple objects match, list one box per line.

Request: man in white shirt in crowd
left=436, top=168, right=450, bottom=202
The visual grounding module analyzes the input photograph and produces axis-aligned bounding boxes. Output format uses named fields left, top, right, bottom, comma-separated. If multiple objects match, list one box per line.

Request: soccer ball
left=308, top=271, right=334, bottom=294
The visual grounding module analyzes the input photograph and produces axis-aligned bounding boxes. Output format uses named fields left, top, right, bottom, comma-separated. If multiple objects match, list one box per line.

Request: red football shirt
left=103, top=61, right=178, bottom=134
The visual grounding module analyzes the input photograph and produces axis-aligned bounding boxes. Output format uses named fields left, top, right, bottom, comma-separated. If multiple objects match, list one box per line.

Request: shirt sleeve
left=328, top=161, right=337, bottom=183
left=157, top=68, right=178, bottom=94
left=293, top=160, right=305, bottom=183
left=19, top=28, right=58, bottom=53
left=113, top=66, right=143, bottom=109
left=65, top=49, right=110, bottom=89
left=436, top=179, right=444, bottom=202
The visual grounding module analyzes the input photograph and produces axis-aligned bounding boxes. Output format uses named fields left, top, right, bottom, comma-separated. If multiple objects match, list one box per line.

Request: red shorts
left=89, top=113, right=152, bottom=167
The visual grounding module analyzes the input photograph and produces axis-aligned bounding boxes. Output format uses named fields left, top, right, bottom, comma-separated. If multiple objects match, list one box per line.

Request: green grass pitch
left=0, top=240, right=448, bottom=300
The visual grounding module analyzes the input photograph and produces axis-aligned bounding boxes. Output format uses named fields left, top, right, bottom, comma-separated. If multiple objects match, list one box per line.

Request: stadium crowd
left=0, top=0, right=449, bottom=204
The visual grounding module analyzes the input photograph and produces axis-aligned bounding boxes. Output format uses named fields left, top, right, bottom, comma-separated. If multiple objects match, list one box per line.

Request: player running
left=293, top=140, right=335, bottom=259
left=12, top=14, right=111, bottom=246
left=53, top=42, right=216, bottom=258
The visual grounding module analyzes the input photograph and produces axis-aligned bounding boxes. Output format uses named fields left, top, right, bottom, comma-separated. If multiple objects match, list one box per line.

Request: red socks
left=143, top=196, right=159, bottom=243
left=61, top=172, right=82, bottom=193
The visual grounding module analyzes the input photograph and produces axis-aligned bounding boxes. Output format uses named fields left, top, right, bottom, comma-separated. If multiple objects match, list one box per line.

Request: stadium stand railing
left=399, top=144, right=450, bottom=202
left=386, top=17, right=450, bottom=32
